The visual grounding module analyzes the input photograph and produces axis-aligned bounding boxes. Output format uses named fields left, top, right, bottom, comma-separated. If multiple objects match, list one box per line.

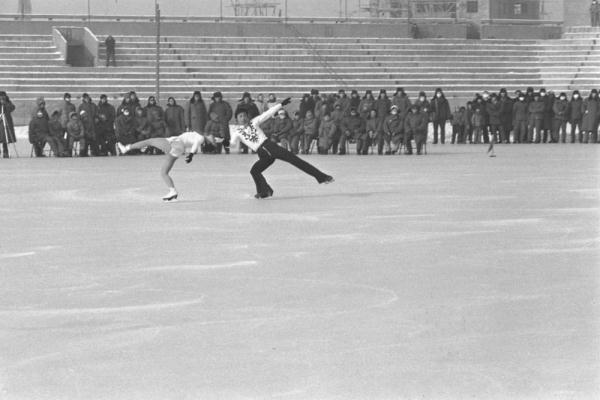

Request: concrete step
left=0, top=47, right=61, bottom=53
left=0, top=34, right=53, bottom=40
left=0, top=41, right=55, bottom=47
left=98, top=35, right=539, bottom=45
left=0, top=59, right=65, bottom=65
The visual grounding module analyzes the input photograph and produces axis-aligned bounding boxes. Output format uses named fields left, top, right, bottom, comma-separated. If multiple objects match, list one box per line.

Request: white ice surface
left=0, top=144, right=599, bottom=400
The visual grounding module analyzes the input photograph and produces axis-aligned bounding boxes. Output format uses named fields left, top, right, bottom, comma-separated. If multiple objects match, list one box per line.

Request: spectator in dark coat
left=383, top=105, right=404, bottom=154
left=95, top=111, right=117, bottom=156
left=299, top=94, right=313, bottom=119
left=105, top=35, right=116, bottom=66
left=271, top=108, right=293, bottom=149
left=591, top=0, right=600, bottom=26
left=486, top=95, right=502, bottom=145
left=552, top=93, right=569, bottom=143
left=569, top=90, right=584, bottom=143
left=358, top=90, right=375, bottom=120
left=164, top=97, right=185, bottom=137
left=28, top=110, right=52, bottom=157
left=498, top=88, right=513, bottom=143
left=334, top=90, right=351, bottom=117
left=512, top=94, right=529, bottom=144
left=115, top=108, right=136, bottom=146
left=204, top=112, right=226, bottom=153
left=289, top=111, right=304, bottom=154
left=582, top=89, right=600, bottom=143
left=185, top=91, right=208, bottom=134
left=301, top=110, right=319, bottom=154
left=374, top=89, right=391, bottom=130
left=318, top=113, right=337, bottom=154
left=349, top=90, right=361, bottom=112
left=32, top=96, right=49, bottom=120
left=209, top=91, right=233, bottom=152
left=79, top=109, right=97, bottom=156
left=78, top=93, right=98, bottom=126
left=66, top=111, right=85, bottom=156
left=404, top=104, right=429, bottom=155
left=540, top=88, right=555, bottom=143
left=117, top=95, right=133, bottom=117
left=451, top=107, right=467, bottom=144
left=60, top=92, right=76, bottom=129
left=430, top=88, right=451, bottom=144
left=391, top=87, right=411, bottom=119
left=48, top=111, right=67, bottom=156
left=340, top=108, right=365, bottom=155
left=0, top=91, right=17, bottom=158
left=414, top=91, right=430, bottom=113
left=365, top=109, right=383, bottom=155
left=134, top=106, right=152, bottom=141
left=528, top=93, right=546, bottom=143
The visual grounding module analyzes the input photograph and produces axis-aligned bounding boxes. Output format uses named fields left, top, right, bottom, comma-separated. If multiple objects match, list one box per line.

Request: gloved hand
left=222, top=138, right=230, bottom=148
left=281, top=97, right=292, bottom=107
left=185, top=153, right=194, bottom=163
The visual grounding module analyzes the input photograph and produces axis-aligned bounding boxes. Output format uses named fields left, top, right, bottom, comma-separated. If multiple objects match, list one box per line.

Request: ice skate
left=320, top=175, right=335, bottom=184
left=162, top=188, right=178, bottom=202
left=117, top=142, right=130, bottom=155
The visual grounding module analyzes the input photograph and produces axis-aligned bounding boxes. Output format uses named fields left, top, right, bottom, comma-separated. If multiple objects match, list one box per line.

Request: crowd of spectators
left=0, top=86, right=599, bottom=159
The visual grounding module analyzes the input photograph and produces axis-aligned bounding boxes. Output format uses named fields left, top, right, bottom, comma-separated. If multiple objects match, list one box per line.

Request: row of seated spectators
left=0, top=86, right=598, bottom=158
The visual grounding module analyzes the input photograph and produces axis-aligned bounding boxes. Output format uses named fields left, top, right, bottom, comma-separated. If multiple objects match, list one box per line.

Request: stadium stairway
left=1, top=27, right=599, bottom=124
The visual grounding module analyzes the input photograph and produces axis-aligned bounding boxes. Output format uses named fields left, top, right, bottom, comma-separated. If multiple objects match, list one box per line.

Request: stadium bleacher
left=1, top=26, right=599, bottom=124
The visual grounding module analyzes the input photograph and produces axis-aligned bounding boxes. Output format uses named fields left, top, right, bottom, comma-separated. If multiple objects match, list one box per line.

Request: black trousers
left=251, top=140, right=328, bottom=195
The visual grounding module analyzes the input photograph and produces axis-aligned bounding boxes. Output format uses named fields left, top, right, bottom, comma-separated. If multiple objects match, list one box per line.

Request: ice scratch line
left=139, top=261, right=258, bottom=272
left=0, top=297, right=205, bottom=316
left=0, top=252, right=35, bottom=259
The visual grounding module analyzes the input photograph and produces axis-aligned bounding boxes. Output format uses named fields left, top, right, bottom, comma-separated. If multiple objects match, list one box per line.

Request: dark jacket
left=430, top=95, right=451, bottom=122
left=0, top=97, right=17, bottom=143
left=28, top=116, right=49, bottom=143
left=165, top=98, right=185, bottom=136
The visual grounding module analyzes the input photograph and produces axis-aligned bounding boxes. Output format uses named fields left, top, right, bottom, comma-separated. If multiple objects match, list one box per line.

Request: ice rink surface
left=0, top=144, right=599, bottom=400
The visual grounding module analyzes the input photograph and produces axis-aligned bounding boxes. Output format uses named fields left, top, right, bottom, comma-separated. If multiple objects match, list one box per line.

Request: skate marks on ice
left=0, top=245, right=59, bottom=260
left=50, top=187, right=160, bottom=203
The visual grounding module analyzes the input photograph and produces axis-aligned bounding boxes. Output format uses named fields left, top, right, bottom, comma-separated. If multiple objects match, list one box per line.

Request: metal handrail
left=0, top=13, right=459, bottom=24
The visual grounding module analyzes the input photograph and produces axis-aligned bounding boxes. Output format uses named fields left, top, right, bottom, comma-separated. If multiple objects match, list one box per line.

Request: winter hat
left=100, top=94, right=107, bottom=100
left=351, top=90, right=358, bottom=95
left=418, top=91, right=426, bottom=97
left=212, top=91, right=222, bottom=100
left=36, top=96, right=45, bottom=106
left=379, top=89, right=387, bottom=94
left=64, top=92, right=71, bottom=99
left=310, top=89, right=319, bottom=95
left=239, top=92, right=253, bottom=102
left=365, top=89, right=372, bottom=95
left=572, top=90, right=580, bottom=95
left=499, top=88, right=507, bottom=94
left=395, top=87, right=404, bottom=93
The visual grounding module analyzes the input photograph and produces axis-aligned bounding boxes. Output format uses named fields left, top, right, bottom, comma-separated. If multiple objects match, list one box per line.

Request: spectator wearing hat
left=569, top=90, right=584, bottom=143
left=289, top=111, right=304, bottom=154
left=486, top=95, right=502, bottom=145
left=551, top=93, right=569, bottom=143
left=392, top=88, right=412, bottom=119
left=301, top=110, right=319, bottom=154
left=349, top=90, right=361, bottom=112
left=340, top=108, right=365, bottom=155
left=185, top=91, right=208, bottom=134
left=28, top=109, right=52, bottom=157
left=366, top=108, right=383, bottom=155
left=591, top=0, right=600, bottom=26
left=66, top=111, right=86, bottom=156
left=48, top=110, right=68, bottom=156
left=539, top=88, right=554, bottom=143
left=451, top=106, right=467, bottom=144
left=358, top=90, right=375, bottom=120
left=334, top=90, right=351, bottom=117
left=31, top=96, right=48, bottom=120
left=165, top=97, right=185, bottom=137
left=404, top=104, right=428, bottom=155
left=464, top=101, right=474, bottom=143
left=317, top=113, right=337, bottom=154
left=512, top=94, right=529, bottom=144
left=60, top=92, right=76, bottom=130
left=528, top=92, right=545, bottom=143
left=0, top=91, right=16, bottom=158
left=299, top=94, right=313, bottom=119
left=374, top=89, right=391, bottom=130
left=115, top=107, right=136, bottom=148
left=255, top=94, right=267, bottom=115
left=414, top=91, right=430, bottom=113
left=383, top=105, right=404, bottom=154
left=79, top=109, right=98, bottom=156
left=498, top=89, right=513, bottom=144
left=234, top=92, right=259, bottom=154
left=430, top=88, right=451, bottom=144
left=78, top=93, right=98, bottom=126
left=105, top=35, right=116, bottom=67
left=582, top=89, right=599, bottom=143
left=266, top=93, right=278, bottom=110
left=117, top=95, right=133, bottom=117
left=310, top=89, right=322, bottom=115
left=209, top=91, right=233, bottom=152
left=204, top=112, right=226, bottom=153
left=271, top=108, right=293, bottom=149
left=134, top=106, right=152, bottom=142
left=470, top=106, right=485, bottom=145
left=330, top=103, right=344, bottom=154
